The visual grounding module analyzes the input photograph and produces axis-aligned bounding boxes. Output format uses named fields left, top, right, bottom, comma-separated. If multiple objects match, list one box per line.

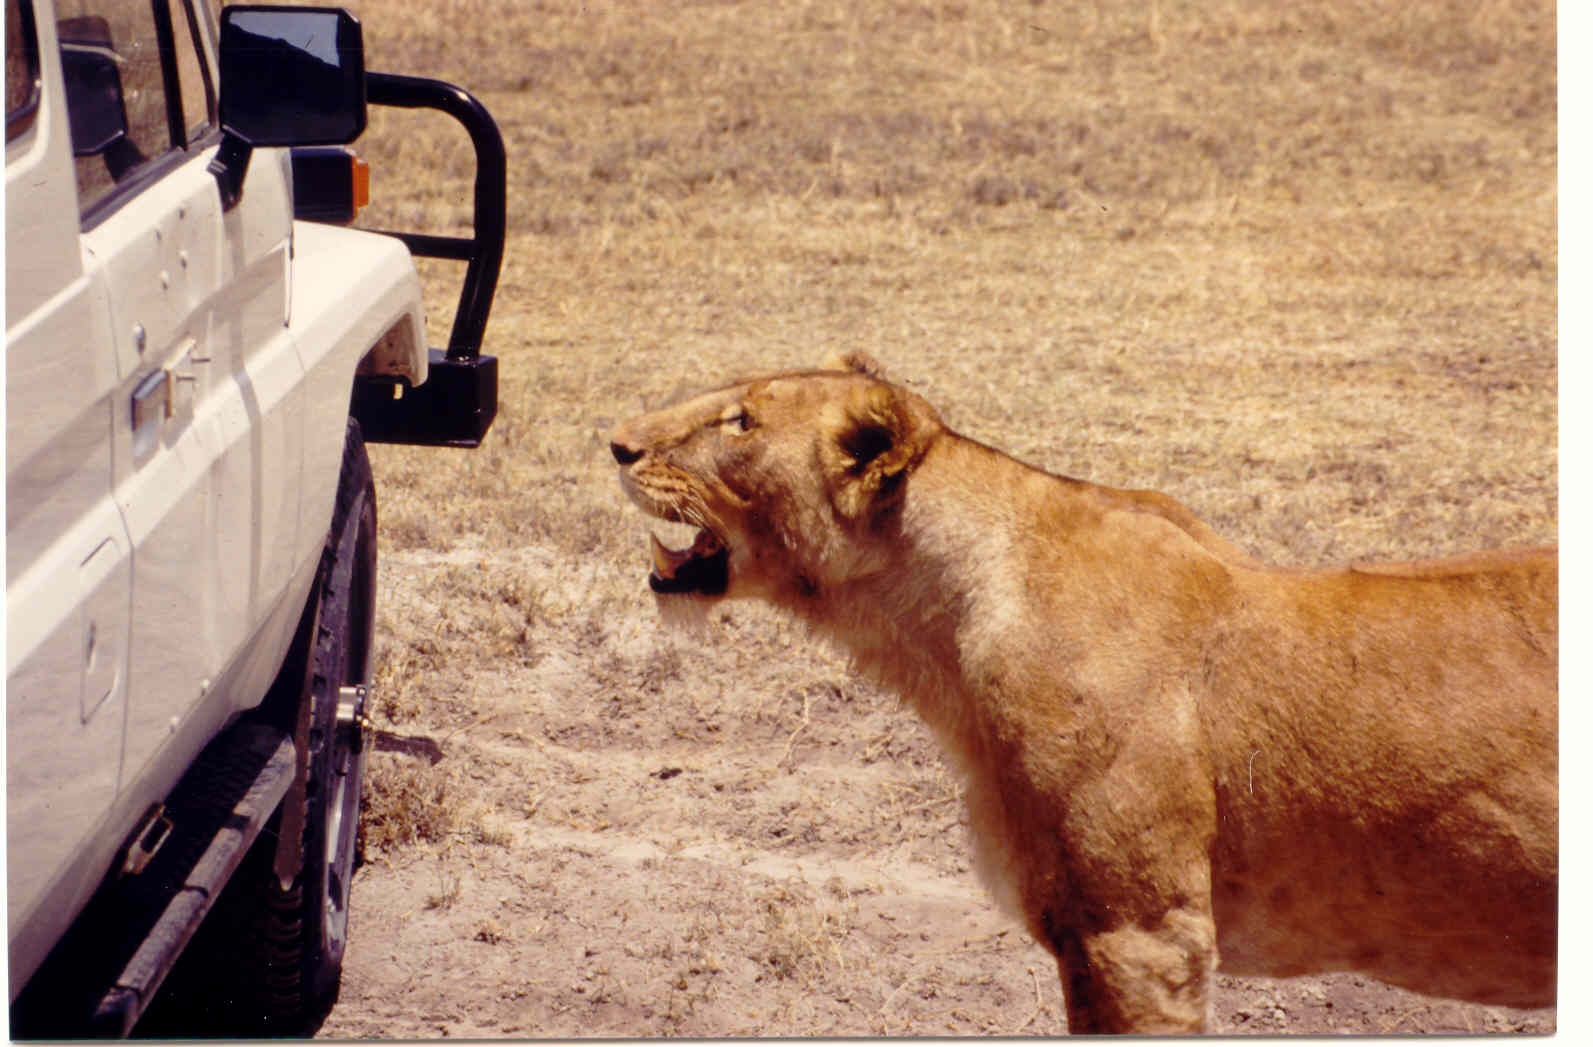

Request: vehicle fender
left=286, top=219, right=425, bottom=565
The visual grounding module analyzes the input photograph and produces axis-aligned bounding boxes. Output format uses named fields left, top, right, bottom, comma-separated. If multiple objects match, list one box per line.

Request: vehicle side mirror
left=210, top=5, right=367, bottom=209
left=58, top=16, right=146, bottom=178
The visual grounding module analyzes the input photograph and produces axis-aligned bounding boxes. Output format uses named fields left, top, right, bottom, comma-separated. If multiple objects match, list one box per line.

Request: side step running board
left=10, top=722, right=296, bottom=1038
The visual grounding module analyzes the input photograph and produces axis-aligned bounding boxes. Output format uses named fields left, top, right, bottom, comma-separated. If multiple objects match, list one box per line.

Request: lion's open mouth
left=648, top=527, right=730, bottom=596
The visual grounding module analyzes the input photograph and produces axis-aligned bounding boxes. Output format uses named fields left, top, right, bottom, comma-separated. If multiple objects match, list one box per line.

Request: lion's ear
left=822, top=383, right=928, bottom=520
left=819, top=350, right=887, bottom=379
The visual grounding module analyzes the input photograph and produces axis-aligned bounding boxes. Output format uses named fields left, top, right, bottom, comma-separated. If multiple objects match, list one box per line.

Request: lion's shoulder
left=1094, top=484, right=1264, bottom=568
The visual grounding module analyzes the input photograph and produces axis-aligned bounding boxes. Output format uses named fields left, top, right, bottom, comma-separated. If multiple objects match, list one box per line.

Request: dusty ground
left=314, top=0, right=1555, bottom=1036
left=322, top=571, right=1556, bottom=1038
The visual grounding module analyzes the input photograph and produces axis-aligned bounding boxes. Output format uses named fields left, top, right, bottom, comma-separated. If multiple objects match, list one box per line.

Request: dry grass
left=360, top=757, right=456, bottom=853
left=345, top=0, right=1553, bottom=566
left=754, top=879, right=859, bottom=984
left=329, top=0, right=1554, bottom=1036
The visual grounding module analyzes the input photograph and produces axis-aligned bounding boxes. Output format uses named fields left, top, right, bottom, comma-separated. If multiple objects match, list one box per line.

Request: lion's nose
left=610, top=440, right=643, bottom=466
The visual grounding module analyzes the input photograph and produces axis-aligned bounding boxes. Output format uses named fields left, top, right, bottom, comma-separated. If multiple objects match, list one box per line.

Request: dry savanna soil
left=315, top=0, right=1556, bottom=1037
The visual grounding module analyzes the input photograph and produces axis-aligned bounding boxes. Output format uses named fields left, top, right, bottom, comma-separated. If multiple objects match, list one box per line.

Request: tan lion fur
left=609, top=354, right=1557, bottom=1034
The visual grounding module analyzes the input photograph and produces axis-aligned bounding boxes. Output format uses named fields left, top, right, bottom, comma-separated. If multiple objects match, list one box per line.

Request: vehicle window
left=62, top=0, right=214, bottom=215
left=5, top=0, right=40, bottom=141
left=171, top=0, right=211, bottom=144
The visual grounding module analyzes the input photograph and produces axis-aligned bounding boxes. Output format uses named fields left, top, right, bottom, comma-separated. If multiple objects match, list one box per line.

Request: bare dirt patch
left=319, top=0, right=1554, bottom=1036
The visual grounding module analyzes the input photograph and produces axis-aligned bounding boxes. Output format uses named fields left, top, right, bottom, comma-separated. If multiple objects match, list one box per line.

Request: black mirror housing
left=60, top=45, right=128, bottom=157
left=211, top=5, right=367, bottom=208
left=58, top=17, right=131, bottom=158
left=219, top=6, right=366, bottom=145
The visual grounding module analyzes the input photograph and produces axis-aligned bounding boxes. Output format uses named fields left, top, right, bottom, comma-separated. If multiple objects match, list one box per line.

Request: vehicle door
left=71, top=0, right=308, bottom=795
left=6, top=0, right=134, bottom=947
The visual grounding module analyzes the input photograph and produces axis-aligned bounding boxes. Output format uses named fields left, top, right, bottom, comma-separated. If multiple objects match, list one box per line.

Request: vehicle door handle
left=131, top=337, right=207, bottom=459
left=131, top=369, right=168, bottom=460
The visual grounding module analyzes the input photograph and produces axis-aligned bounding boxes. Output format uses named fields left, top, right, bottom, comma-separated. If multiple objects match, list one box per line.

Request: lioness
left=608, top=353, right=1556, bottom=1034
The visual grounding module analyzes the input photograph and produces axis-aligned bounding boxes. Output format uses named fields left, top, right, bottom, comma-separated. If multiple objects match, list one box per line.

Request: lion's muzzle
left=611, top=432, right=733, bottom=597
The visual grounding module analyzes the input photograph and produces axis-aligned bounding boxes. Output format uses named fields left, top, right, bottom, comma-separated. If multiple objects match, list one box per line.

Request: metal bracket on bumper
left=353, top=348, right=498, bottom=448
left=350, top=72, right=506, bottom=448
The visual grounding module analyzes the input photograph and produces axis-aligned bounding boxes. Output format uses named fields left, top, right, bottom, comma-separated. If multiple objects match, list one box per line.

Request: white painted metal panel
left=5, top=10, right=133, bottom=981
left=99, top=148, right=303, bottom=795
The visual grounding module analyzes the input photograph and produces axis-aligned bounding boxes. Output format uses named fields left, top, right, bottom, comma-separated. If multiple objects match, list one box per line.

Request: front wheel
left=292, top=417, right=378, bottom=1018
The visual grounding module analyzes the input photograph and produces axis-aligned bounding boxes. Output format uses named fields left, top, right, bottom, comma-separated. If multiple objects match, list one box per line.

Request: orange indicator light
left=352, top=157, right=370, bottom=211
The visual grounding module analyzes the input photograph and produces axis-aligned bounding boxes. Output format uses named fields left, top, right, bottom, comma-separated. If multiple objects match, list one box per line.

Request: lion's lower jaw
left=651, top=590, right=717, bottom=634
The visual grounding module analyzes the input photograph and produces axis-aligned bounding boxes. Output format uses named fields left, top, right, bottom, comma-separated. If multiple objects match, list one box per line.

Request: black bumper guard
left=349, top=72, right=506, bottom=448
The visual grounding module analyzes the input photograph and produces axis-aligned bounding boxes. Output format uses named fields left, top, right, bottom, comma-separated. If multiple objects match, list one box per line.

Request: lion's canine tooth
left=650, top=533, right=681, bottom=578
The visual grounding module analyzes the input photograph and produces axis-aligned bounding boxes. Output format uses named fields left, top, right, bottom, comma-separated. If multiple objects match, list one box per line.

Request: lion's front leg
left=1044, top=899, right=1216, bottom=1034
left=1016, top=705, right=1220, bottom=1034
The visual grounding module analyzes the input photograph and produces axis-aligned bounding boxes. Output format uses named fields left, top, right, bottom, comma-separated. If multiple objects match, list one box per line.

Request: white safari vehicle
left=6, top=0, right=504, bottom=1035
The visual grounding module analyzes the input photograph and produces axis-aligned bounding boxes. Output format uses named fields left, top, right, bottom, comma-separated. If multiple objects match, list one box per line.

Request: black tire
left=284, top=416, right=377, bottom=1023
left=137, top=419, right=376, bottom=1038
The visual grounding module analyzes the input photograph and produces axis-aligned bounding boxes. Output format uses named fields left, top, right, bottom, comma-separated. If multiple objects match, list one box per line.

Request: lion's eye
left=723, top=408, right=754, bottom=433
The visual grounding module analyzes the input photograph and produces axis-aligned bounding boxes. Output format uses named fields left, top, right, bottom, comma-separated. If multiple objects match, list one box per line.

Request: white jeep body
left=6, top=0, right=429, bottom=1000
